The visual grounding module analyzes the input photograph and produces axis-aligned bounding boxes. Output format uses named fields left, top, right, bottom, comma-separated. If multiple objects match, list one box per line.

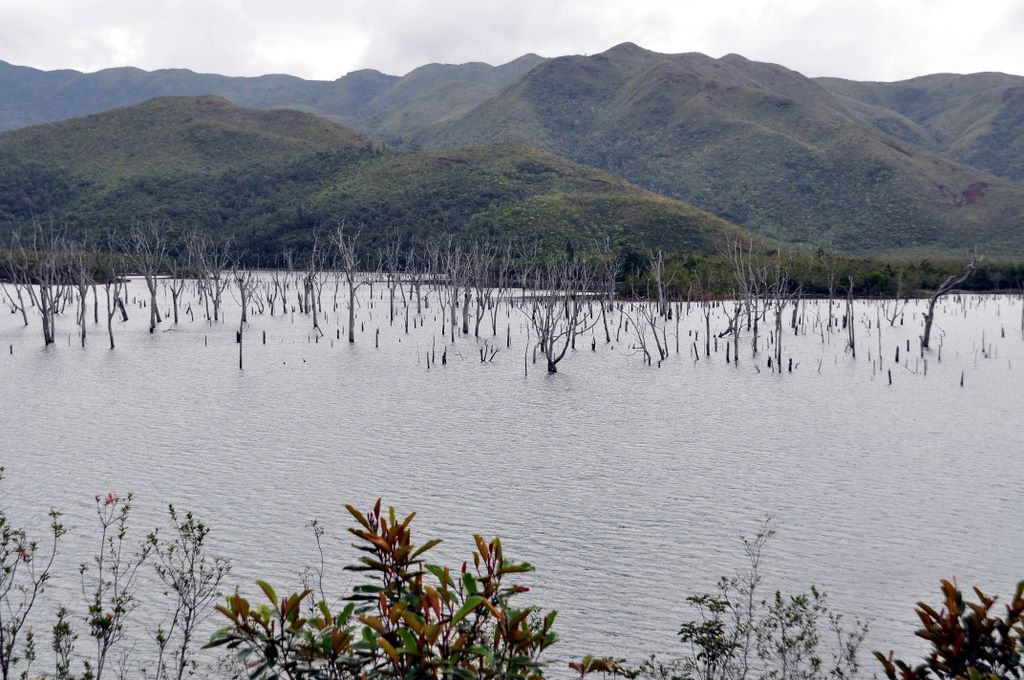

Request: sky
left=0, top=0, right=1022, bottom=82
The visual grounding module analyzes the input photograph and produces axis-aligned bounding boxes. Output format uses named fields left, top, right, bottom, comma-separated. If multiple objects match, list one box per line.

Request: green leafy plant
left=52, top=606, right=78, bottom=680
left=0, top=466, right=65, bottom=680
left=151, top=505, right=231, bottom=680
left=875, top=580, right=1024, bottom=679
left=79, top=491, right=157, bottom=680
left=207, top=499, right=559, bottom=679
left=619, top=520, right=866, bottom=680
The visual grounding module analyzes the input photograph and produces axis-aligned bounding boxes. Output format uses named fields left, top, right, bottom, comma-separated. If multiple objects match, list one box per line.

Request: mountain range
left=0, top=54, right=545, bottom=142
left=1, top=44, right=1022, bottom=257
left=0, top=96, right=747, bottom=258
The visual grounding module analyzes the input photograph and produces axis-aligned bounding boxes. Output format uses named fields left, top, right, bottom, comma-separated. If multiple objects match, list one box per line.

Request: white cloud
left=0, top=0, right=1021, bottom=80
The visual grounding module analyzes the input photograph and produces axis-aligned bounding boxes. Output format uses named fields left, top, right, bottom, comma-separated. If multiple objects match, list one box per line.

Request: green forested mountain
left=2, top=46, right=1023, bottom=257
left=413, top=43, right=1024, bottom=255
left=815, top=72, right=1024, bottom=181
left=0, top=54, right=545, bottom=138
left=0, top=96, right=751, bottom=257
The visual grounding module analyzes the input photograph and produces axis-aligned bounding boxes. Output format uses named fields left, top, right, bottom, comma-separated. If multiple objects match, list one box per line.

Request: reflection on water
left=1, top=278, right=1022, bottom=677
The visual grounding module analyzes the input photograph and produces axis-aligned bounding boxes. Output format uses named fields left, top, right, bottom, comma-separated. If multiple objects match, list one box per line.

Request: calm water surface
left=1, top=279, right=1021, bottom=677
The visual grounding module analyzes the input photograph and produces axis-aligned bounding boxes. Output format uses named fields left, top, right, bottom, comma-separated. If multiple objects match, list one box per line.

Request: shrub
left=616, top=520, right=867, bottom=680
left=206, top=499, right=558, bottom=679
left=875, top=580, right=1024, bottom=680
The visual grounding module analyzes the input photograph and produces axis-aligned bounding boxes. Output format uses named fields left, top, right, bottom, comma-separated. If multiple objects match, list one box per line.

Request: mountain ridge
left=0, top=53, right=547, bottom=138
left=0, top=95, right=752, bottom=257
left=2, top=46, right=1023, bottom=256
left=411, top=44, right=1024, bottom=255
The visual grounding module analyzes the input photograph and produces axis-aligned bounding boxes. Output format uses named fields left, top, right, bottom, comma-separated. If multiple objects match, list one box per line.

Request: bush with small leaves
left=611, top=520, right=866, bottom=680
left=79, top=491, right=157, bottom=680
left=206, top=499, right=559, bottom=679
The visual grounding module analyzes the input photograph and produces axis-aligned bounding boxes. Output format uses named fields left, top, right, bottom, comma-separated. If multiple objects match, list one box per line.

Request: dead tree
left=596, top=238, right=620, bottom=343
left=0, top=277, right=28, bottom=326
left=819, top=245, right=839, bottom=329
left=264, top=275, right=280, bottom=316
left=524, top=255, right=599, bottom=373
left=18, top=223, right=69, bottom=346
left=230, top=263, right=259, bottom=369
left=332, top=224, right=366, bottom=344
left=187, top=233, right=231, bottom=322
left=516, top=240, right=540, bottom=304
left=303, top=233, right=327, bottom=337
left=843, top=274, right=856, bottom=358
left=691, top=263, right=719, bottom=358
left=382, top=235, right=404, bottom=326
left=721, top=238, right=762, bottom=365
left=69, top=240, right=94, bottom=347
left=489, top=240, right=514, bottom=336
left=768, top=255, right=793, bottom=372
left=1, top=231, right=31, bottom=327
left=126, top=223, right=166, bottom=333
left=649, top=249, right=671, bottom=317
left=625, top=301, right=669, bottom=365
left=425, top=242, right=448, bottom=327
left=790, top=283, right=803, bottom=333
left=230, top=264, right=257, bottom=326
left=167, top=238, right=193, bottom=324
left=100, top=235, right=128, bottom=350
left=437, top=237, right=465, bottom=341
left=405, top=242, right=425, bottom=316
left=883, top=269, right=909, bottom=326
left=921, top=257, right=977, bottom=349
left=467, top=240, right=495, bottom=338
left=272, top=250, right=294, bottom=315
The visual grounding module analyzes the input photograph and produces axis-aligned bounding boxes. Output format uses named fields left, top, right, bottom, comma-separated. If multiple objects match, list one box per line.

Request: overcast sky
left=1, top=0, right=1021, bottom=82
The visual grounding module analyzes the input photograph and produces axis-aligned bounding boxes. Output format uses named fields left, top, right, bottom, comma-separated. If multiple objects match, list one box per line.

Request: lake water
left=1, top=277, right=1021, bottom=678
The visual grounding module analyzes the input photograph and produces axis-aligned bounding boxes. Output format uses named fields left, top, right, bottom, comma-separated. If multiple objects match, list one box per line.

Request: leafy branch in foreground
left=206, top=498, right=558, bottom=679
left=875, top=580, right=1024, bottom=680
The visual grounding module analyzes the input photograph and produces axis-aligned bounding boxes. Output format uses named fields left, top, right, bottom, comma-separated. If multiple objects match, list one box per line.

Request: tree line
left=1, top=221, right=1014, bottom=375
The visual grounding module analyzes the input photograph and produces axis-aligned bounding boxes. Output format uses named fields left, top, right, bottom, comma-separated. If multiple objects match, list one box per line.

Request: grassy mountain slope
left=0, top=95, right=378, bottom=180
left=0, top=54, right=545, bottom=136
left=0, top=96, right=752, bottom=257
left=361, top=54, right=545, bottom=143
left=816, top=72, right=1024, bottom=181
left=415, top=44, right=1024, bottom=255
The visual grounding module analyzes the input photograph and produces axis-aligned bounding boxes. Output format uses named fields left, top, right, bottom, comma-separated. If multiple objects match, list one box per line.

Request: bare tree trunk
left=846, top=291, right=856, bottom=358
left=922, top=259, right=977, bottom=349
left=77, top=284, right=88, bottom=347
left=40, top=285, right=56, bottom=345
left=104, top=283, right=117, bottom=349
left=147, top=277, right=160, bottom=333
left=775, top=300, right=783, bottom=370
left=127, top=224, right=167, bottom=334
